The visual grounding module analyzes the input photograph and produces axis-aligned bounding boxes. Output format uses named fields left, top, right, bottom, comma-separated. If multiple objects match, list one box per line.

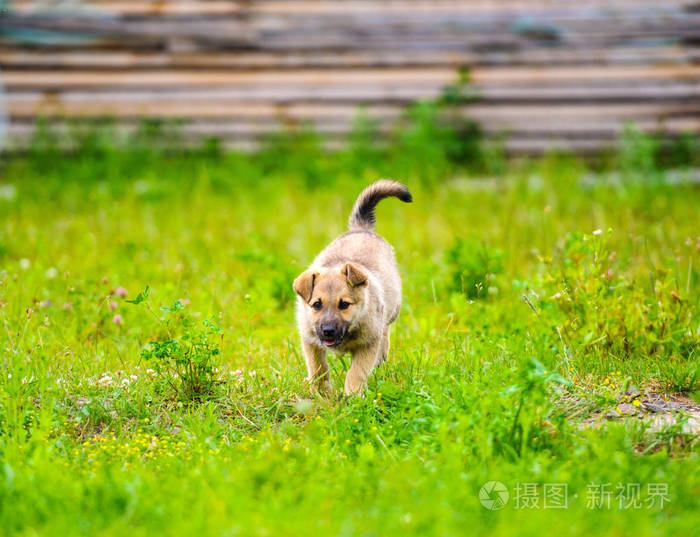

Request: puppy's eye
left=311, top=300, right=322, bottom=311
left=338, top=300, right=351, bottom=310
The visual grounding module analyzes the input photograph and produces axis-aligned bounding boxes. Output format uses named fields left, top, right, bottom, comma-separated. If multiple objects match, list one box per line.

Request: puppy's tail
left=348, top=180, right=412, bottom=231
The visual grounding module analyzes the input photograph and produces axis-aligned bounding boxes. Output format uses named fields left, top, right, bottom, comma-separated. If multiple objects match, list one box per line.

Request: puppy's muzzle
left=318, top=324, right=346, bottom=347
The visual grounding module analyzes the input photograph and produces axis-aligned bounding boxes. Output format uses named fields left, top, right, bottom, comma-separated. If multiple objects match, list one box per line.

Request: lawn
left=0, top=138, right=698, bottom=536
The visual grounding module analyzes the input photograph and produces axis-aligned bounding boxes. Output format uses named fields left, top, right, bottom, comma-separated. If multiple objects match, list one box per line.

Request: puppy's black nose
left=321, top=326, right=336, bottom=338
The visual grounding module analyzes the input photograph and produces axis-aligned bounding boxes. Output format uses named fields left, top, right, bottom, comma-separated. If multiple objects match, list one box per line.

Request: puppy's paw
left=343, top=379, right=367, bottom=397
left=306, top=376, right=333, bottom=397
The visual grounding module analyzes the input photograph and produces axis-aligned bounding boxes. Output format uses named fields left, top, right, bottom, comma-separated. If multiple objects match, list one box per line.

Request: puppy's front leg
left=345, top=341, right=381, bottom=395
left=302, top=339, right=331, bottom=394
left=376, top=327, right=390, bottom=366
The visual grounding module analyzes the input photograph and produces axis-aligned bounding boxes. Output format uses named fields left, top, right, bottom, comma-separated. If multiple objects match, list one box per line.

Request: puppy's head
left=293, top=262, right=368, bottom=347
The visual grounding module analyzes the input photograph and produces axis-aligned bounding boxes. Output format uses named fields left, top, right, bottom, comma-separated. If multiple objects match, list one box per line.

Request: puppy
left=293, top=180, right=412, bottom=395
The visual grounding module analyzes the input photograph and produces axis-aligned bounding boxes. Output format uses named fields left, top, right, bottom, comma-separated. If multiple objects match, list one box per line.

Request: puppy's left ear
left=342, top=262, right=367, bottom=288
left=293, top=270, right=317, bottom=302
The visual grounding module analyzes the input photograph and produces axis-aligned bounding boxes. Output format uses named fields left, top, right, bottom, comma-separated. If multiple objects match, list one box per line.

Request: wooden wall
left=1, top=0, right=699, bottom=154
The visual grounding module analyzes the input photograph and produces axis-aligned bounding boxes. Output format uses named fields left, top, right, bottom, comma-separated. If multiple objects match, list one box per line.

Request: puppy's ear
left=342, top=262, right=367, bottom=288
left=293, top=270, right=317, bottom=302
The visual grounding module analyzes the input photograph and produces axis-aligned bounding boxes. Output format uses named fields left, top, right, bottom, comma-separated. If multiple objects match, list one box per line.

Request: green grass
left=0, top=144, right=698, bottom=536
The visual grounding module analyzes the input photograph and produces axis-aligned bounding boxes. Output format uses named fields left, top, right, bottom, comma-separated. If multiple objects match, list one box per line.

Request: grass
left=0, top=137, right=698, bottom=536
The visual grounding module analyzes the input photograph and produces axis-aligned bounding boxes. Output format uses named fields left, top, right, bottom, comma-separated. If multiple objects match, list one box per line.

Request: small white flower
left=121, top=378, right=130, bottom=387
left=129, top=375, right=138, bottom=382
left=592, top=229, right=602, bottom=236
left=98, top=375, right=113, bottom=387
left=146, top=368, right=155, bottom=376
left=19, top=259, right=31, bottom=270
left=45, top=267, right=58, bottom=279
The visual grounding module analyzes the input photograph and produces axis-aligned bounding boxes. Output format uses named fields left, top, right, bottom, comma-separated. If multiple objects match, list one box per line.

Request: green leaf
left=126, top=285, right=150, bottom=305
left=161, top=300, right=185, bottom=314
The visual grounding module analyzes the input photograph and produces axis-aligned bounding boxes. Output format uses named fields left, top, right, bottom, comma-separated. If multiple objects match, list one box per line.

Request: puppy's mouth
left=318, top=330, right=346, bottom=348
left=321, top=336, right=343, bottom=347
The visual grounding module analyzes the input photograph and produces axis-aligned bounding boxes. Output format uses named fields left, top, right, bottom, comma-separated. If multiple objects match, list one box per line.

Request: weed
left=128, top=288, right=223, bottom=401
left=535, top=230, right=698, bottom=370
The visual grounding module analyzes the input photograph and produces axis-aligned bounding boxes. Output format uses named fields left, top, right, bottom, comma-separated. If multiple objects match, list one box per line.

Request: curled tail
left=348, top=180, right=412, bottom=231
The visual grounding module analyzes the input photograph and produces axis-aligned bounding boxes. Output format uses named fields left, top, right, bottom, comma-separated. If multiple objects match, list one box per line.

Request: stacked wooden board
left=1, top=0, right=699, bottom=153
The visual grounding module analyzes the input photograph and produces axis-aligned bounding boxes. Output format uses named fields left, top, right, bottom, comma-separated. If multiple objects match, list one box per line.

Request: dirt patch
left=582, top=391, right=700, bottom=436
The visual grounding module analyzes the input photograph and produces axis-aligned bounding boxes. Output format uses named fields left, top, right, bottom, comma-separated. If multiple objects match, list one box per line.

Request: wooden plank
left=8, top=117, right=699, bottom=139
left=0, top=15, right=256, bottom=44
left=240, top=13, right=700, bottom=34
left=10, top=5, right=695, bottom=25
left=12, top=0, right=695, bottom=17
left=7, top=99, right=700, bottom=120
left=479, top=84, right=700, bottom=103
left=0, top=68, right=454, bottom=89
left=504, top=138, right=615, bottom=154
left=245, top=0, right=698, bottom=14
left=6, top=12, right=700, bottom=37
left=5, top=87, right=447, bottom=106
left=252, top=28, right=700, bottom=51
left=12, top=1, right=243, bottom=17
left=0, top=49, right=473, bottom=70
left=7, top=80, right=700, bottom=107
left=0, top=46, right=697, bottom=69
left=0, top=30, right=689, bottom=54
left=4, top=12, right=700, bottom=47
left=462, top=103, right=700, bottom=121
left=5, top=100, right=398, bottom=119
left=4, top=65, right=700, bottom=90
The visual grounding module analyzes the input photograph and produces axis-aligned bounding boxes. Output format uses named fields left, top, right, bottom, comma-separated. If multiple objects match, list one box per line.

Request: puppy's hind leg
left=302, top=339, right=331, bottom=394
left=345, top=341, right=381, bottom=395
left=375, top=327, right=390, bottom=367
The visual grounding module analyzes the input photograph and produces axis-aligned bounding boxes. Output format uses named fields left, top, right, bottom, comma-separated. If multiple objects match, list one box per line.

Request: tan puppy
left=293, top=180, right=412, bottom=395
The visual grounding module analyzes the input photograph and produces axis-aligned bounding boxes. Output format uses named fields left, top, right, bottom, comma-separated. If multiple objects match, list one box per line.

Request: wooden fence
left=1, top=0, right=699, bottom=154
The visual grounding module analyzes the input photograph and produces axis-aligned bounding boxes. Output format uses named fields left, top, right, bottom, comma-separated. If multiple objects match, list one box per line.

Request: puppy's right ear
left=293, top=270, right=317, bottom=303
left=342, top=262, right=367, bottom=288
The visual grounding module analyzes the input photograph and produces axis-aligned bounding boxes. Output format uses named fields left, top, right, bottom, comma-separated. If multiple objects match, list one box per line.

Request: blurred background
left=0, top=0, right=698, bottom=157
